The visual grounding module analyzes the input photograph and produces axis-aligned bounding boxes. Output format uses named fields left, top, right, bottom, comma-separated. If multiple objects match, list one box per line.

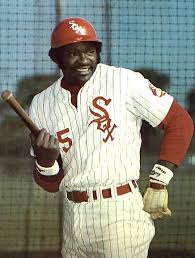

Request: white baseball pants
left=61, top=187, right=155, bottom=258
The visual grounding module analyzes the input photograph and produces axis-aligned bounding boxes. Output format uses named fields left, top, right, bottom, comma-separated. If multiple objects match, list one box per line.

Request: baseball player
left=29, top=17, right=194, bottom=258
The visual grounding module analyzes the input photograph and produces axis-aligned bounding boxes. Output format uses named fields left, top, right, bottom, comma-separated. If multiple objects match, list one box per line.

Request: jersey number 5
left=57, top=128, right=72, bottom=153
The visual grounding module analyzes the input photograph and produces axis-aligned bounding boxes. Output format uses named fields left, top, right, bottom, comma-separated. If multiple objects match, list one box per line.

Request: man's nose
left=79, top=53, right=88, bottom=63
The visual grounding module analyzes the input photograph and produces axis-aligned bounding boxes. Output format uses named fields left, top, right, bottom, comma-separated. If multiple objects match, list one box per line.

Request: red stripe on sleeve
left=158, top=100, right=194, bottom=166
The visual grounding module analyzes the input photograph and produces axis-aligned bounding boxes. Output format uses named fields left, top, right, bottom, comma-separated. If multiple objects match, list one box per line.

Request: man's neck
left=61, top=77, right=82, bottom=95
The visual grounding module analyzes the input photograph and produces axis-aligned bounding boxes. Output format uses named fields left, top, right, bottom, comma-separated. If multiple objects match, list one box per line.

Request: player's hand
left=30, top=128, right=60, bottom=167
left=143, top=184, right=172, bottom=220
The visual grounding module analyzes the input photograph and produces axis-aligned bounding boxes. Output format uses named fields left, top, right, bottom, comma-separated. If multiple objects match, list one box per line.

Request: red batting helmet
left=50, top=17, right=102, bottom=48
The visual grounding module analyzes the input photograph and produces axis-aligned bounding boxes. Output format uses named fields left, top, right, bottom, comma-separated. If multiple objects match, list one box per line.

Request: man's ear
left=48, top=48, right=59, bottom=64
left=48, top=48, right=65, bottom=70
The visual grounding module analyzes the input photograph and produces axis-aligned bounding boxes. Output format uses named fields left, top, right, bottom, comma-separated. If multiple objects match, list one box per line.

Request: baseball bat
left=1, top=90, right=40, bottom=136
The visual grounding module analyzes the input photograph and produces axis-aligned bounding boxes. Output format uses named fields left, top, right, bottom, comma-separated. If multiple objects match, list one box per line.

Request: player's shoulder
left=31, top=77, right=62, bottom=105
left=98, top=63, right=144, bottom=79
left=118, top=66, right=145, bottom=81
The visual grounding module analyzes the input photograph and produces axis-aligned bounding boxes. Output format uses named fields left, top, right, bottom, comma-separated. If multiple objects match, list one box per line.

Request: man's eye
left=64, top=51, right=78, bottom=57
left=69, top=52, right=78, bottom=57
left=88, top=49, right=95, bottom=54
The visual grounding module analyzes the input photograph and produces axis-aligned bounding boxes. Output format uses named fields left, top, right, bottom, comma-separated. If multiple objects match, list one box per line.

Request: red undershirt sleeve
left=33, top=166, right=64, bottom=193
left=158, top=100, right=194, bottom=166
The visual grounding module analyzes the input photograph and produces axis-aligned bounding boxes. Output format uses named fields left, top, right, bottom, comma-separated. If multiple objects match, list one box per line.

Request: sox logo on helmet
left=69, top=20, right=85, bottom=34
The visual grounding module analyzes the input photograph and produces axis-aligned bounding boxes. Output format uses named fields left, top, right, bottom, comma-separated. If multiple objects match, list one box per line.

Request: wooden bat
left=1, top=90, right=64, bottom=167
left=1, top=90, right=40, bottom=136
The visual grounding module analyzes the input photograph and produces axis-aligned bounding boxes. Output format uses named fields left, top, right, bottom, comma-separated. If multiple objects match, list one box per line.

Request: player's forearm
left=144, top=104, right=193, bottom=219
left=32, top=164, right=64, bottom=193
left=158, top=100, right=194, bottom=166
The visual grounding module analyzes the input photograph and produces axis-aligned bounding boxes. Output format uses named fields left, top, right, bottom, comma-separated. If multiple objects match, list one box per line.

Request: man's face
left=61, top=41, right=98, bottom=85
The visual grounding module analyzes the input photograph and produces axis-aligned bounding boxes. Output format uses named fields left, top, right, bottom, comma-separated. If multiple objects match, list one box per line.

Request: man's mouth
left=75, top=66, right=91, bottom=75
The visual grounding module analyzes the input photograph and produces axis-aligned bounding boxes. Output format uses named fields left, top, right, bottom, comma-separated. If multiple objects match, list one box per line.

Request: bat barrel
left=1, top=90, right=40, bottom=136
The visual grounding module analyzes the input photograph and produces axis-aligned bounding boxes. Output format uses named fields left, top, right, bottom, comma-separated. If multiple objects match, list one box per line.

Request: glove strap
left=148, top=181, right=166, bottom=189
left=149, top=164, right=173, bottom=185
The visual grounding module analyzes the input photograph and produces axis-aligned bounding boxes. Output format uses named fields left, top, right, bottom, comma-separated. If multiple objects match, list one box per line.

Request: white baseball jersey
left=29, top=63, right=173, bottom=191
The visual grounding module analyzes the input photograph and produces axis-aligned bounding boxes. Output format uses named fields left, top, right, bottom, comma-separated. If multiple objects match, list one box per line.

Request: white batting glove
left=143, top=164, right=173, bottom=220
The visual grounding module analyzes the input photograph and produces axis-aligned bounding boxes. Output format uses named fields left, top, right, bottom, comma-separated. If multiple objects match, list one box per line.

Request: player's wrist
left=148, top=179, right=166, bottom=189
left=149, top=163, right=173, bottom=186
left=36, top=157, right=56, bottom=167
left=35, top=159, right=60, bottom=176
